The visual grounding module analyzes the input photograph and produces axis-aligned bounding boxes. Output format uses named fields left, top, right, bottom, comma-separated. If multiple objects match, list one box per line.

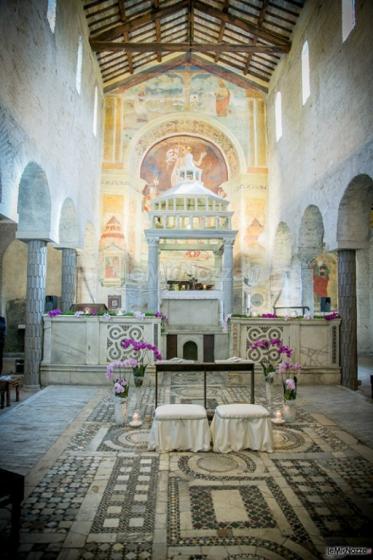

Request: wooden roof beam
left=90, top=41, right=289, bottom=54
left=215, top=0, right=229, bottom=63
left=92, top=0, right=189, bottom=42
left=189, top=54, right=268, bottom=93
left=118, top=1, right=133, bottom=74
left=193, top=0, right=290, bottom=49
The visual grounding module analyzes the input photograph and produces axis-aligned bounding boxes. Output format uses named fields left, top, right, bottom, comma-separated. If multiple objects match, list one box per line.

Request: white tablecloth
left=148, top=404, right=211, bottom=452
left=211, top=404, right=273, bottom=453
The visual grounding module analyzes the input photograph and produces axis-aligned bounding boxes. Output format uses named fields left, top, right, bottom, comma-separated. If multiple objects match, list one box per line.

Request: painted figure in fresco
left=215, top=80, right=230, bottom=117
left=170, top=145, right=207, bottom=187
left=142, top=178, right=159, bottom=212
left=105, top=255, right=120, bottom=279
left=313, top=263, right=330, bottom=306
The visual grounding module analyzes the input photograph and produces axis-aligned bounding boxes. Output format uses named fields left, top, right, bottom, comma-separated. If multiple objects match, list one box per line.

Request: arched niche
left=17, top=162, right=51, bottom=239
left=299, top=205, right=324, bottom=260
left=59, top=198, right=80, bottom=248
left=183, top=340, right=198, bottom=361
left=337, top=174, right=373, bottom=249
left=140, top=135, right=228, bottom=208
left=127, top=113, right=246, bottom=180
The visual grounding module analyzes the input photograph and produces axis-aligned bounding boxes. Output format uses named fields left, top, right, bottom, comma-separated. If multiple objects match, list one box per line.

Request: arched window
left=342, top=0, right=356, bottom=42
left=93, top=86, right=98, bottom=136
left=301, top=41, right=310, bottom=105
left=47, top=0, right=57, bottom=33
left=275, top=91, right=282, bottom=142
left=76, top=36, right=83, bottom=94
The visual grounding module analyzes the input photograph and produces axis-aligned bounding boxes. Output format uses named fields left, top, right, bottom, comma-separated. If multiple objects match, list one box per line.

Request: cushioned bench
left=210, top=404, right=273, bottom=453
left=148, top=404, right=211, bottom=452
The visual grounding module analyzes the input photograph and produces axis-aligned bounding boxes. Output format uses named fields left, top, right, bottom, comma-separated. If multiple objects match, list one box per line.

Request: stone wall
left=0, top=0, right=103, bottom=239
left=266, top=0, right=373, bottom=352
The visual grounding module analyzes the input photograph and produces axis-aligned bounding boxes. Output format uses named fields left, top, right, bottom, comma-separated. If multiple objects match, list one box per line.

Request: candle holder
left=271, top=409, right=285, bottom=425
left=129, top=410, right=143, bottom=428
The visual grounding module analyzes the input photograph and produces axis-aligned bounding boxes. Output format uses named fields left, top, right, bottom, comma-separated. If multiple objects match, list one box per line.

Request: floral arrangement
left=105, top=360, right=130, bottom=398
left=250, top=338, right=293, bottom=384
left=278, top=360, right=301, bottom=400
left=324, top=311, right=340, bottom=321
left=48, top=309, right=62, bottom=318
left=261, top=312, right=277, bottom=319
left=120, top=338, right=162, bottom=386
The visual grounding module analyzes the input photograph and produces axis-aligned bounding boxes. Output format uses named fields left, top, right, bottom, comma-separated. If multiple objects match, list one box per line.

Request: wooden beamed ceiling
left=83, top=0, right=305, bottom=94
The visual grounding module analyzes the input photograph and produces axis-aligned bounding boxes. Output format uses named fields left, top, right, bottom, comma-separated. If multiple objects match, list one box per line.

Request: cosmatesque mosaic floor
left=1, top=377, right=373, bottom=560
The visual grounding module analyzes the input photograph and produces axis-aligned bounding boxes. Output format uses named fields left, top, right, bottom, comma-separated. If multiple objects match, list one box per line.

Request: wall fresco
left=99, top=67, right=268, bottom=311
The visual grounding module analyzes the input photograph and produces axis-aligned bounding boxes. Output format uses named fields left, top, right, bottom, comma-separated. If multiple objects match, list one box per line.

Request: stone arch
left=298, top=205, right=325, bottom=313
left=337, top=174, right=373, bottom=249
left=59, top=197, right=80, bottom=248
left=183, top=340, right=198, bottom=361
left=17, top=162, right=51, bottom=239
left=299, top=205, right=324, bottom=259
left=336, top=174, right=373, bottom=390
left=127, top=113, right=246, bottom=179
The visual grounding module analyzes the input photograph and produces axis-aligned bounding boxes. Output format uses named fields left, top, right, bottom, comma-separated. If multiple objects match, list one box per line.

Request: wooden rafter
left=215, top=0, right=229, bottom=63
left=118, top=1, right=133, bottom=74
left=90, top=41, right=289, bottom=54
left=193, top=1, right=290, bottom=48
left=244, top=0, right=269, bottom=76
left=83, top=0, right=304, bottom=91
left=91, top=0, right=189, bottom=42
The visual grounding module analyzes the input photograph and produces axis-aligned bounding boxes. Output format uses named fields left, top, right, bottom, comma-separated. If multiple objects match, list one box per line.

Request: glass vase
left=265, top=381, right=273, bottom=411
left=113, top=396, right=128, bottom=425
left=283, top=399, right=296, bottom=423
left=133, top=365, right=146, bottom=387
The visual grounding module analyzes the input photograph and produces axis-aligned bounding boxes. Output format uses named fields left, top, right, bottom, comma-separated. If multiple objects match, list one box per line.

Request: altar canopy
left=145, top=150, right=237, bottom=316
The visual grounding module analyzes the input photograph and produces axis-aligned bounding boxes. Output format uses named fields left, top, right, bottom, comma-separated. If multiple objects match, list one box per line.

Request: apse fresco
left=120, top=68, right=251, bottom=157
left=313, top=253, right=338, bottom=310
left=140, top=136, right=228, bottom=211
left=100, top=66, right=268, bottom=310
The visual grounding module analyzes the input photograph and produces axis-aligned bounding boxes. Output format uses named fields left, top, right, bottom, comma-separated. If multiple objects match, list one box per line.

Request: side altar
left=40, top=315, right=161, bottom=385
left=229, top=317, right=341, bottom=384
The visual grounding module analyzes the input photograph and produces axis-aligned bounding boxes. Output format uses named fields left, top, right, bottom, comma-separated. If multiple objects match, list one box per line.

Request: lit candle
left=132, top=412, right=140, bottom=422
left=275, top=410, right=282, bottom=419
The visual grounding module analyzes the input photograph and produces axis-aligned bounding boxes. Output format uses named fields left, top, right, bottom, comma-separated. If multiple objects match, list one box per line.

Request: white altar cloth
left=148, top=404, right=211, bottom=452
left=210, top=404, right=273, bottom=453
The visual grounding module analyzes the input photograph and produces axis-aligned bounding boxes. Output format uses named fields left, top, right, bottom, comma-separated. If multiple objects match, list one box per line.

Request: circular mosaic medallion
left=272, top=426, right=305, bottom=451
left=178, top=452, right=256, bottom=480
left=110, top=428, right=150, bottom=449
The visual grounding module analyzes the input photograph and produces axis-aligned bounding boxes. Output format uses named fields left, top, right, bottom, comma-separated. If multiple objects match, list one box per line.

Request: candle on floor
left=129, top=411, right=143, bottom=427
left=271, top=409, right=284, bottom=424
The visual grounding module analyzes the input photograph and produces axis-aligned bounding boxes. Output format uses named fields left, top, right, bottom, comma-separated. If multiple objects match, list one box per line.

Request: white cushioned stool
left=148, top=404, right=211, bottom=452
left=210, top=404, right=273, bottom=453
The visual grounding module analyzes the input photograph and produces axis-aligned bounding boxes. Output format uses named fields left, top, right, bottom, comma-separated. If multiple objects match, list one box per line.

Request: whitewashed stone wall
left=266, top=0, right=373, bottom=353
left=0, top=0, right=103, bottom=240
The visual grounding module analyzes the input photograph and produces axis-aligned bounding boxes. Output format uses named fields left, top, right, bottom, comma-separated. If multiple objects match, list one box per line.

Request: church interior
left=0, top=0, right=372, bottom=558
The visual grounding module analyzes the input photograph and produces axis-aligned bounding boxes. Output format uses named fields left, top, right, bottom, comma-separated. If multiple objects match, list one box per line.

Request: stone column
left=24, top=239, right=47, bottom=390
left=148, top=237, right=159, bottom=312
left=222, top=239, right=234, bottom=316
left=338, top=249, right=358, bottom=390
left=61, top=248, right=77, bottom=312
left=300, top=259, right=314, bottom=314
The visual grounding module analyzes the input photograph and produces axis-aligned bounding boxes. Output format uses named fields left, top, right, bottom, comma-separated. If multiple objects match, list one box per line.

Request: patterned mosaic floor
left=2, top=379, right=373, bottom=560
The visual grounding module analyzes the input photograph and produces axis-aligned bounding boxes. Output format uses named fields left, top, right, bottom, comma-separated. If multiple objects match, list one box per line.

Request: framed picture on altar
left=108, top=295, right=121, bottom=310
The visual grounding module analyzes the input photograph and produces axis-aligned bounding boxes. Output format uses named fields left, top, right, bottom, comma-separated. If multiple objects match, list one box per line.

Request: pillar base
left=23, top=384, right=41, bottom=392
